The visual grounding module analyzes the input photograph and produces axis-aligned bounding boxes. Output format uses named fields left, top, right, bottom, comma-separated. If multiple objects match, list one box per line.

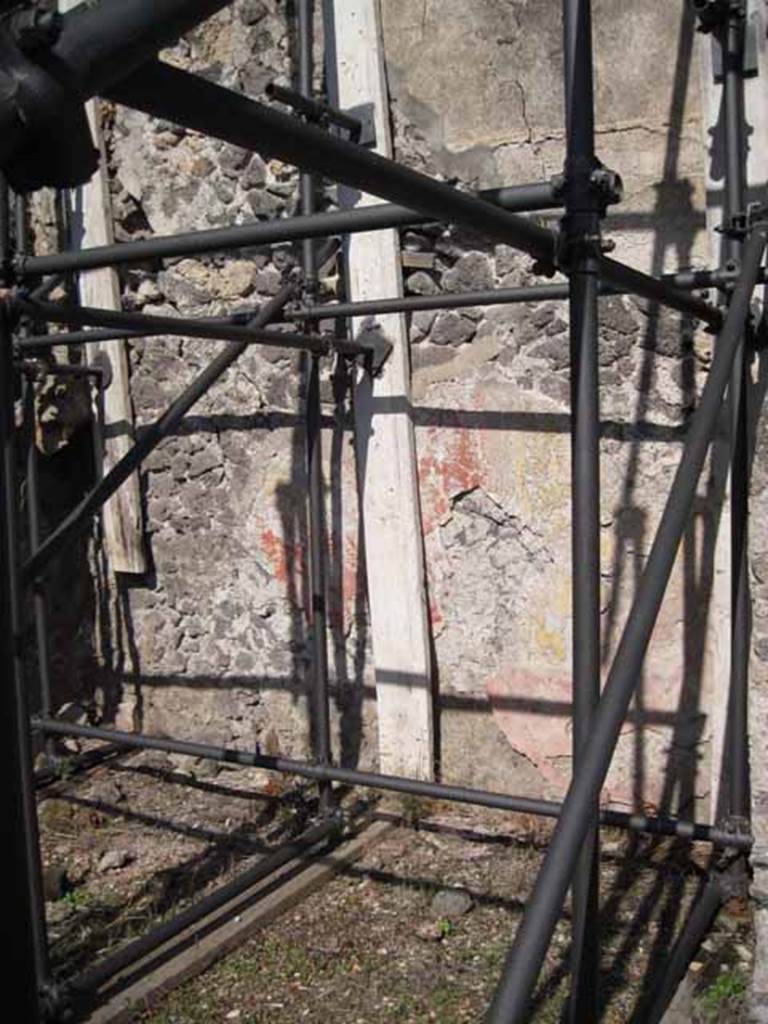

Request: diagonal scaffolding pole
left=643, top=874, right=724, bottom=1024
left=21, top=284, right=298, bottom=583
left=69, top=817, right=340, bottom=999
left=14, top=296, right=367, bottom=358
left=104, top=63, right=555, bottom=260
left=101, top=59, right=722, bottom=330
left=486, top=218, right=767, bottom=1023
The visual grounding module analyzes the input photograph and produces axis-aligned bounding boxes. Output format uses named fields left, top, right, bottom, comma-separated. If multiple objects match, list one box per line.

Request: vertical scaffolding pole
left=0, top=180, right=47, bottom=1020
left=299, top=0, right=333, bottom=813
left=562, top=1, right=601, bottom=1018
left=646, top=13, right=756, bottom=1015
left=17, top=193, right=55, bottom=760
left=24, top=376, right=55, bottom=760
left=1, top=345, right=43, bottom=1024
left=722, top=3, right=750, bottom=823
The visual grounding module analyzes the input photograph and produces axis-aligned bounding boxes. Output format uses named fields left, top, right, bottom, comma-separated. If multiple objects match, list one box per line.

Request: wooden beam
left=59, top=0, right=145, bottom=575
left=84, top=820, right=392, bottom=1024
left=328, top=0, right=434, bottom=780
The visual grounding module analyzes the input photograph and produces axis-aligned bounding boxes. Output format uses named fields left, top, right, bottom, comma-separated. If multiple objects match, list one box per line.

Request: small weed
left=60, top=887, right=91, bottom=911
left=437, top=917, right=454, bottom=939
left=390, top=996, right=420, bottom=1021
left=428, top=984, right=463, bottom=1017
left=398, top=794, right=433, bottom=828
left=698, top=969, right=747, bottom=1021
left=54, top=755, right=78, bottom=783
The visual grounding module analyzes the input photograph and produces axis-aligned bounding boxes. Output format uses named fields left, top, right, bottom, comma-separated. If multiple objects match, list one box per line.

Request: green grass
left=60, top=887, right=92, bottom=911
left=698, top=969, right=748, bottom=1021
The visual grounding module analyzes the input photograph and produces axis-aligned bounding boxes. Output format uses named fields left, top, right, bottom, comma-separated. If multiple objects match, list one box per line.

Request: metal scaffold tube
left=0, top=311, right=44, bottom=1024
left=15, top=189, right=56, bottom=765
left=721, top=2, right=750, bottom=824
left=14, top=296, right=370, bottom=358
left=641, top=10, right=757, bottom=1018
left=71, top=817, right=340, bottom=998
left=297, top=0, right=333, bottom=815
left=14, top=181, right=561, bottom=278
left=22, top=376, right=54, bottom=759
left=13, top=264, right=762, bottom=351
left=0, top=178, right=49, bottom=1017
left=561, top=1, right=602, bottom=1016
left=32, top=718, right=753, bottom=851
left=104, top=62, right=555, bottom=261
left=0, top=0, right=233, bottom=173
left=643, top=875, right=726, bottom=1024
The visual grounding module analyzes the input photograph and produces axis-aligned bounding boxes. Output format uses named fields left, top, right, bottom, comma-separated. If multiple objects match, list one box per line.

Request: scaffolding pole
left=561, top=1, right=602, bottom=1017
left=32, top=717, right=753, bottom=851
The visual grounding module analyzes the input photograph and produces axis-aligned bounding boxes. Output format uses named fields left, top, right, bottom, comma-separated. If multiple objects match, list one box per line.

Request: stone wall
left=48, top=0, right=734, bottom=825
left=94, top=1, right=377, bottom=766
left=379, top=0, right=720, bottom=814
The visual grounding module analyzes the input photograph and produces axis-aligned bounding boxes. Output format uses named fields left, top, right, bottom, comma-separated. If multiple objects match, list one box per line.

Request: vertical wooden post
left=327, top=0, right=434, bottom=779
left=59, top=0, right=145, bottom=575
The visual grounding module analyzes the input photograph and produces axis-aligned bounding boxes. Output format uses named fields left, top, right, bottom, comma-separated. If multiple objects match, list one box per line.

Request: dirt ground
left=37, top=746, right=754, bottom=1023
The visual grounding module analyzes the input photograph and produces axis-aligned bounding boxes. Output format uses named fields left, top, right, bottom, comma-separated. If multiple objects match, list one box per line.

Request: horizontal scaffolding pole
left=14, top=182, right=560, bottom=279
left=22, top=285, right=297, bottom=582
left=14, top=297, right=375, bottom=359
left=286, top=265, right=763, bottom=322
left=32, top=718, right=752, bottom=850
left=487, top=219, right=768, bottom=1024
left=20, top=327, right=143, bottom=348
left=16, top=303, right=278, bottom=349
left=18, top=267, right=763, bottom=345
left=102, top=59, right=722, bottom=329
left=290, top=283, right=580, bottom=320
left=671, top=264, right=767, bottom=291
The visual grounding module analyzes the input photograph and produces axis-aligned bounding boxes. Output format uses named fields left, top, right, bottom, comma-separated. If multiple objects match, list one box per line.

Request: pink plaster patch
left=487, top=668, right=646, bottom=807
left=487, top=670, right=574, bottom=795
